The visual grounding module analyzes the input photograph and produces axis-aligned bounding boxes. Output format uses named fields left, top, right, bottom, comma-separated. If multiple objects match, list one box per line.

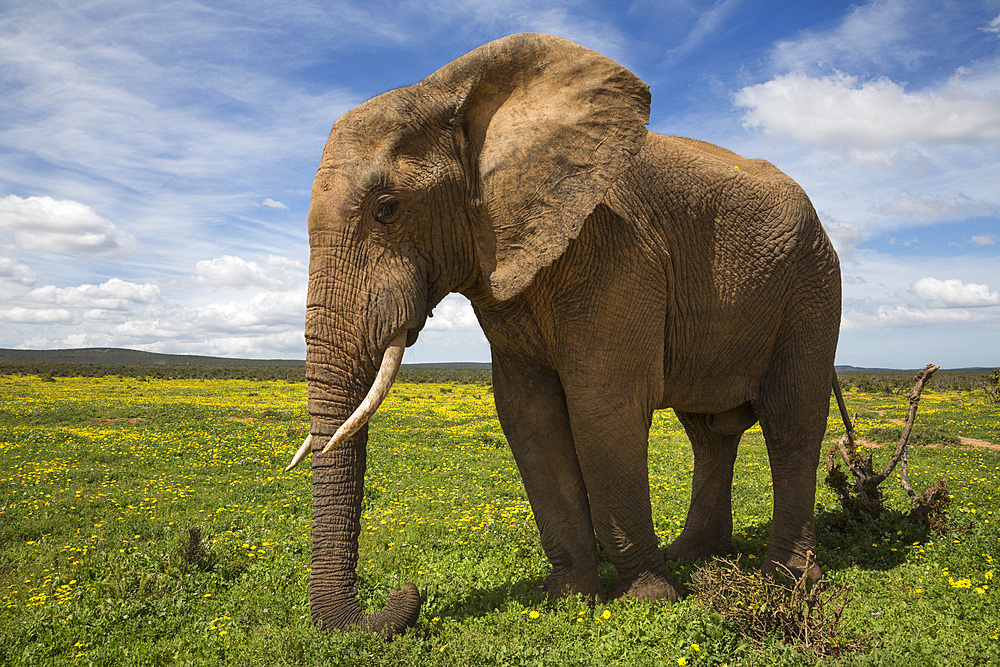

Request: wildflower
left=528, top=611, right=539, bottom=619
left=602, top=609, right=611, bottom=620
left=678, top=658, right=688, bottom=666
left=691, top=643, right=700, bottom=651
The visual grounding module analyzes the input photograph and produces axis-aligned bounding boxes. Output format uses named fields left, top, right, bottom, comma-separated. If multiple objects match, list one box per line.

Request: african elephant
left=286, top=33, right=841, bottom=636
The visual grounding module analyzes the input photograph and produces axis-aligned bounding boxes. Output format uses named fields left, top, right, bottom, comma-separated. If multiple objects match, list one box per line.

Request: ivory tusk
left=321, top=330, right=407, bottom=454
left=284, top=434, right=313, bottom=472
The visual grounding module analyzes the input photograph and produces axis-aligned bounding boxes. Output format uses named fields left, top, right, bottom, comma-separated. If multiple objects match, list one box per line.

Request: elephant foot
left=664, top=532, right=732, bottom=562
left=542, top=569, right=604, bottom=603
left=608, top=568, right=679, bottom=602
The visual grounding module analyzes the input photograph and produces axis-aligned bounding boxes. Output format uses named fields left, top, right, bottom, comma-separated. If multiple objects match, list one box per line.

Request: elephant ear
left=425, top=33, right=650, bottom=301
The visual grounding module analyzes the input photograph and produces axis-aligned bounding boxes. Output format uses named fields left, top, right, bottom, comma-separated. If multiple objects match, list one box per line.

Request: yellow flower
left=691, top=643, right=700, bottom=651
left=528, top=610, right=539, bottom=619
left=602, top=609, right=611, bottom=620
left=678, top=658, right=688, bottom=666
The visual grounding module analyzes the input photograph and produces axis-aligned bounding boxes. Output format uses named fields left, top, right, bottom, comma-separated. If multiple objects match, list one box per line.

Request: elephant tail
left=831, top=372, right=855, bottom=441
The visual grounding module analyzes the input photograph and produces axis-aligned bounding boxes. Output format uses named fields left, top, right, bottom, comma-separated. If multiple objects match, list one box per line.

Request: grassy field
left=1, top=374, right=998, bottom=665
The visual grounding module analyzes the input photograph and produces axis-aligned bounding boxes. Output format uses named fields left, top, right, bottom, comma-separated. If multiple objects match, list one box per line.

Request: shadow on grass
left=712, top=509, right=932, bottom=576
left=422, top=509, right=935, bottom=622
left=434, top=576, right=548, bottom=621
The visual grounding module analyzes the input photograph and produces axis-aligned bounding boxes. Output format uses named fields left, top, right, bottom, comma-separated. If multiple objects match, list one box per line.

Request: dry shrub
left=688, top=553, right=864, bottom=658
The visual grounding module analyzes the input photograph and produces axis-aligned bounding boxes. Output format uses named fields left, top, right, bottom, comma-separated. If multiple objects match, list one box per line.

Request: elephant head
left=292, top=33, right=650, bottom=636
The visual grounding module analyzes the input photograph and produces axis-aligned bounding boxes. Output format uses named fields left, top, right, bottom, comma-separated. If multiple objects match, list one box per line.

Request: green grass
left=1, top=375, right=998, bottom=665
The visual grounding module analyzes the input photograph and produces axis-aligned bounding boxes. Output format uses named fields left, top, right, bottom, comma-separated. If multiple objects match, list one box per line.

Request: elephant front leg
left=665, top=410, right=741, bottom=561
left=492, top=356, right=604, bottom=601
left=567, top=396, right=680, bottom=602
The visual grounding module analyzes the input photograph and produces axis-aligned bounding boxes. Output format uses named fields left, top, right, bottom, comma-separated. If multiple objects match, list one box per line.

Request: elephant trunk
left=306, top=343, right=420, bottom=636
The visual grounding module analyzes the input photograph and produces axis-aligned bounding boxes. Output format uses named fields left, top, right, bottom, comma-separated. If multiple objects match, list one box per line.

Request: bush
left=689, top=554, right=864, bottom=659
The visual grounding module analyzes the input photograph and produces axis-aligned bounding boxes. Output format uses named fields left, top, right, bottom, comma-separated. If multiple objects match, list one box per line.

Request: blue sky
left=1, top=0, right=998, bottom=368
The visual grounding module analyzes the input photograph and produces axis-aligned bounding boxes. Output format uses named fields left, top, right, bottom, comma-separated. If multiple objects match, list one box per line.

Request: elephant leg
left=492, top=355, right=603, bottom=601
left=566, top=396, right=679, bottom=602
left=755, top=366, right=831, bottom=582
left=665, top=410, right=740, bottom=561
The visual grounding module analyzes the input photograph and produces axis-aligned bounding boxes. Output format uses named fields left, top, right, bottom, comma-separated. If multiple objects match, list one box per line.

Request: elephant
left=285, top=33, right=841, bottom=636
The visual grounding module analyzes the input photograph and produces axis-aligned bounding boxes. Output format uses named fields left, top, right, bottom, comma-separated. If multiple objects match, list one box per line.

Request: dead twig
left=826, top=364, right=953, bottom=532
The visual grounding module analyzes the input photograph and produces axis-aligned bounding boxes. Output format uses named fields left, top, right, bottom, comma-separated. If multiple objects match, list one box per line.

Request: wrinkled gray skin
left=304, top=33, right=840, bottom=636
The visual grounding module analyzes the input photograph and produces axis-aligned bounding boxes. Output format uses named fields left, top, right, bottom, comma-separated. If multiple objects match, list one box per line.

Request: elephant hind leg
left=665, top=410, right=741, bottom=562
left=755, top=358, right=834, bottom=582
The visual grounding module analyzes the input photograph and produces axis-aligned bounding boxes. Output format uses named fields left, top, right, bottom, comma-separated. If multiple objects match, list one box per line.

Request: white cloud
left=187, top=289, right=305, bottom=330
left=735, top=71, right=1000, bottom=150
left=0, top=195, right=133, bottom=254
left=911, top=277, right=1000, bottom=308
left=770, top=0, right=924, bottom=72
left=26, top=278, right=161, bottom=310
left=0, top=256, right=38, bottom=285
left=971, top=234, right=996, bottom=246
left=424, top=294, right=480, bottom=331
left=842, top=303, right=992, bottom=330
left=194, top=255, right=301, bottom=290
left=876, top=194, right=992, bottom=221
left=0, top=307, right=72, bottom=323
left=822, top=218, right=866, bottom=262
left=259, top=198, right=288, bottom=210
left=983, top=12, right=1000, bottom=36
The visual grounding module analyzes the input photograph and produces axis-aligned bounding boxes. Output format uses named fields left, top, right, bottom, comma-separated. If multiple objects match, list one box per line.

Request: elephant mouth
left=285, top=329, right=408, bottom=471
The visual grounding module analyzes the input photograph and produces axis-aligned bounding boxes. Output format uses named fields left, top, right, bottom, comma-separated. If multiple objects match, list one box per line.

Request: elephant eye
left=374, top=199, right=400, bottom=224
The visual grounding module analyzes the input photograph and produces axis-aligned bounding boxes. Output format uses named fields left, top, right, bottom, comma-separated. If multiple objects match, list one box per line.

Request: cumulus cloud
left=187, top=289, right=305, bottom=330
left=424, top=294, right=480, bottom=331
left=735, top=71, right=1000, bottom=150
left=259, top=198, right=288, bottom=210
left=911, top=277, right=1000, bottom=308
left=0, top=307, right=72, bottom=323
left=0, top=256, right=38, bottom=285
left=194, top=255, right=300, bottom=290
left=842, top=303, right=989, bottom=330
left=26, top=278, right=161, bottom=310
left=0, top=195, right=133, bottom=254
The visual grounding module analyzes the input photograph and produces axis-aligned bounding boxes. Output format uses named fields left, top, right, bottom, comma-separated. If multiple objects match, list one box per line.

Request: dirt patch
left=864, top=415, right=997, bottom=450
left=958, top=436, right=1000, bottom=451
left=229, top=416, right=257, bottom=423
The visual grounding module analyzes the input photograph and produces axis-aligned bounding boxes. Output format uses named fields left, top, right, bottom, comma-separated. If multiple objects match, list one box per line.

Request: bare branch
left=873, top=364, right=939, bottom=485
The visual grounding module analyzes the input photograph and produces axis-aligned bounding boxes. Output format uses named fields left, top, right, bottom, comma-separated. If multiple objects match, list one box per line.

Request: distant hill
left=0, top=347, right=302, bottom=367
left=0, top=347, right=492, bottom=383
